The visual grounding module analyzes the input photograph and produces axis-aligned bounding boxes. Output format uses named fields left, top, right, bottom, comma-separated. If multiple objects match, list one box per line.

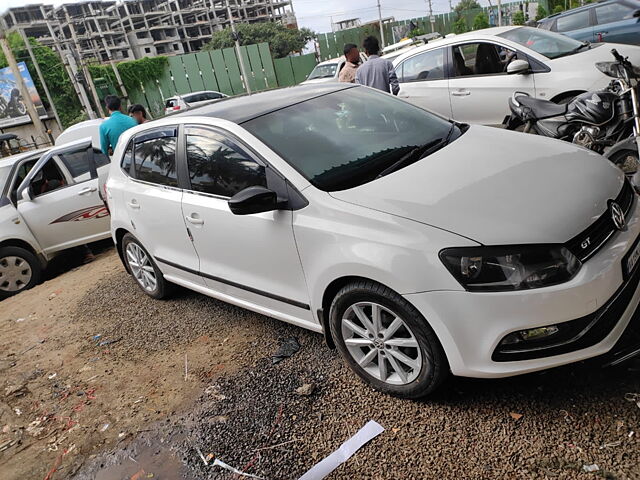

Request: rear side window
left=595, top=3, right=636, bottom=24
left=133, top=131, right=178, bottom=187
left=94, top=149, right=109, bottom=168
left=185, top=127, right=266, bottom=197
left=121, top=141, right=133, bottom=175
left=201, top=92, right=222, bottom=101
left=59, top=150, right=91, bottom=179
left=183, top=93, right=201, bottom=103
left=399, top=49, right=445, bottom=82
left=556, top=10, right=591, bottom=31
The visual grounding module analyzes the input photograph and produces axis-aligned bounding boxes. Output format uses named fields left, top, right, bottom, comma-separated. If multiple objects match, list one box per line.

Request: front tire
left=122, top=234, right=171, bottom=299
left=330, top=281, right=449, bottom=399
left=0, top=246, right=42, bottom=300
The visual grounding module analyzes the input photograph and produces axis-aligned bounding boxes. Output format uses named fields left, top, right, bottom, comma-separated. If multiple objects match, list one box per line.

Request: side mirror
left=633, top=9, right=640, bottom=17
left=228, top=186, right=279, bottom=215
left=507, top=59, right=531, bottom=75
left=21, top=185, right=33, bottom=202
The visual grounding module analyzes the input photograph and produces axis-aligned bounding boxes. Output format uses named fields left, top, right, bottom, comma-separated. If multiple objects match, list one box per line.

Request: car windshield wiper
left=569, top=42, right=590, bottom=54
left=376, top=124, right=457, bottom=179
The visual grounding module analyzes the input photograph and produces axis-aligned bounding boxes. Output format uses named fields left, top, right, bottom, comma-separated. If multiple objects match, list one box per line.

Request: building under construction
left=2, top=0, right=296, bottom=63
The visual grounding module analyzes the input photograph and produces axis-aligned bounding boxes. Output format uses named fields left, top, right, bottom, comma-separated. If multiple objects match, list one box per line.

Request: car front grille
left=566, top=180, right=635, bottom=262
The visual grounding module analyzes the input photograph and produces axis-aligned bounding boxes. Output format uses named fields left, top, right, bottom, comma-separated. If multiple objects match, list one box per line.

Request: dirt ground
left=1, top=248, right=640, bottom=480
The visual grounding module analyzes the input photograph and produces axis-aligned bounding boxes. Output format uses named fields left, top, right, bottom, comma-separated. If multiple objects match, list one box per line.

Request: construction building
left=1, top=0, right=296, bottom=63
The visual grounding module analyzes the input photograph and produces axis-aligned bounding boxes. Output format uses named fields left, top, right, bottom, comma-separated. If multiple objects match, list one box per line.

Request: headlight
left=595, top=61, right=621, bottom=78
left=439, top=245, right=581, bottom=292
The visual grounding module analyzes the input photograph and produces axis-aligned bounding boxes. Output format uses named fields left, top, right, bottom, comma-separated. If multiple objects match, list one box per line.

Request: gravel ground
left=62, top=267, right=640, bottom=480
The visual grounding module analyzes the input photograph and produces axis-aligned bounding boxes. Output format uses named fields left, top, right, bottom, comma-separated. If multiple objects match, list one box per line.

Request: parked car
left=0, top=138, right=111, bottom=299
left=301, top=53, right=368, bottom=84
left=164, top=90, right=227, bottom=115
left=538, top=0, right=640, bottom=45
left=392, top=26, right=640, bottom=125
left=107, top=83, right=640, bottom=398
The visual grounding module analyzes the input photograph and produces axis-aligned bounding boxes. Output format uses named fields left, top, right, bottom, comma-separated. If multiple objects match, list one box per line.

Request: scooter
left=505, top=49, right=640, bottom=181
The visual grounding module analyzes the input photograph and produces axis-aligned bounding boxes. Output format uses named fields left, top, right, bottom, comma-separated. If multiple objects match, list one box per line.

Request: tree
left=552, top=5, right=564, bottom=14
left=472, top=12, right=490, bottom=30
left=408, top=28, right=426, bottom=38
left=453, top=17, right=468, bottom=34
left=535, top=5, right=548, bottom=20
left=0, top=32, right=83, bottom=127
left=512, top=10, right=526, bottom=25
left=203, top=23, right=315, bottom=59
left=454, top=0, right=481, bottom=14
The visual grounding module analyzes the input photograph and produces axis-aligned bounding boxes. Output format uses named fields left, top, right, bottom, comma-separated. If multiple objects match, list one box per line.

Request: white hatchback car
left=107, top=84, right=640, bottom=398
left=164, top=90, right=227, bottom=115
left=393, top=26, right=640, bottom=125
left=0, top=139, right=111, bottom=298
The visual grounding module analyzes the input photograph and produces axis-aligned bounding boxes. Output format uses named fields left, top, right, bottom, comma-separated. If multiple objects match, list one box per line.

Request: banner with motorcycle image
left=0, top=62, right=46, bottom=128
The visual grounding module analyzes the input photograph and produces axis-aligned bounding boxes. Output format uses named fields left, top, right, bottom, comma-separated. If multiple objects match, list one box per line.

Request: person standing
left=128, top=104, right=149, bottom=125
left=99, top=95, right=137, bottom=156
left=355, top=36, right=400, bottom=96
left=338, top=43, right=360, bottom=83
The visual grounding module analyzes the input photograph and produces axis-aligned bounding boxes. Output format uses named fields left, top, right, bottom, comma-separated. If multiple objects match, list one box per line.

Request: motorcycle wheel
left=609, top=149, right=640, bottom=187
left=16, top=102, right=26, bottom=116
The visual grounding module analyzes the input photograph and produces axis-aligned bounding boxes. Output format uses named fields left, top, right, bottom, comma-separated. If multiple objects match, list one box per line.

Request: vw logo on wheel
left=610, top=201, right=626, bottom=231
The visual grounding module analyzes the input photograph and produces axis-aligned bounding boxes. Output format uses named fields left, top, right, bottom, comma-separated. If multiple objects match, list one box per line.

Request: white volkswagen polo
left=107, top=84, right=640, bottom=398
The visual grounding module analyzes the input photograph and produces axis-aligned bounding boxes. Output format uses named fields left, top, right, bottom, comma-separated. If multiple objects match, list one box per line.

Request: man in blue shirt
left=99, top=95, right=138, bottom=156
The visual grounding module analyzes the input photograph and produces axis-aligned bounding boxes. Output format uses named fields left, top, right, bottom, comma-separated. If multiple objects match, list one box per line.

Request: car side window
left=121, top=141, right=133, bottom=176
left=59, top=150, right=92, bottom=181
left=451, top=43, right=516, bottom=77
left=31, top=158, right=67, bottom=196
left=399, top=49, right=445, bottom=83
left=595, top=3, right=635, bottom=24
left=185, top=127, right=267, bottom=198
left=556, top=10, right=591, bottom=32
left=133, top=131, right=178, bottom=187
left=94, top=149, right=109, bottom=169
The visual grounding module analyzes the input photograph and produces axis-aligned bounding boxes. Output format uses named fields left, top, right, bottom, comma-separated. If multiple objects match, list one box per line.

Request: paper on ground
left=298, top=420, right=385, bottom=480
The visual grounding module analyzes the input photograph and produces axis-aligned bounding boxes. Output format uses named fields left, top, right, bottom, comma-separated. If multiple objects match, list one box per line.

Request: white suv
left=107, top=84, right=640, bottom=398
left=0, top=138, right=111, bottom=299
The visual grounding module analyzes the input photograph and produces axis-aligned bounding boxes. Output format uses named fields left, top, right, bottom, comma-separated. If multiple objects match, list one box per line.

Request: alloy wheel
left=125, top=243, right=157, bottom=292
left=341, top=302, right=423, bottom=385
left=0, top=256, right=33, bottom=292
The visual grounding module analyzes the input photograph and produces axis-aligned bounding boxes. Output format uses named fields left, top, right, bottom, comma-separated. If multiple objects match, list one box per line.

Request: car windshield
left=307, top=63, right=338, bottom=80
left=498, top=27, right=587, bottom=59
left=243, top=86, right=461, bottom=192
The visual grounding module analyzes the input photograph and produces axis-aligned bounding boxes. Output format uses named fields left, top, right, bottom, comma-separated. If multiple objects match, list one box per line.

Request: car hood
left=551, top=42, right=640, bottom=73
left=330, top=126, right=624, bottom=245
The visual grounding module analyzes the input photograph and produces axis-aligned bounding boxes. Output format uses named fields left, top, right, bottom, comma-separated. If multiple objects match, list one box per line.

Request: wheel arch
left=114, top=227, right=132, bottom=274
left=0, top=238, right=46, bottom=268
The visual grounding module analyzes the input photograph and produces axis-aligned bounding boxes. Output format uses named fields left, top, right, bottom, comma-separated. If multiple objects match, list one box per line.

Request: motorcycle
left=0, top=88, right=27, bottom=119
left=505, top=49, right=640, bottom=181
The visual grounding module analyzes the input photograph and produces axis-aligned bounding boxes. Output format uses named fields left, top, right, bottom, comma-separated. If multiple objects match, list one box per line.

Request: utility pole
left=67, top=54, right=97, bottom=119
left=64, top=7, right=105, bottom=117
left=498, top=0, right=503, bottom=26
left=0, top=30, right=49, bottom=142
left=377, top=0, right=385, bottom=48
left=226, top=1, right=251, bottom=94
left=427, top=0, right=435, bottom=33
left=18, top=29, right=62, bottom=131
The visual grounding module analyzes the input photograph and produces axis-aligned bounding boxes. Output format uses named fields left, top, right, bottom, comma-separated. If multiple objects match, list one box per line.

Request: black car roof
left=174, top=83, right=356, bottom=124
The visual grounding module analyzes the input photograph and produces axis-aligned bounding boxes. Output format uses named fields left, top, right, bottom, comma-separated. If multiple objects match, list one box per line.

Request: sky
left=0, top=0, right=482, bottom=34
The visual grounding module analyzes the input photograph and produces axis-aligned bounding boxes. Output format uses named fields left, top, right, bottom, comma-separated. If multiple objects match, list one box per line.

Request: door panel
left=448, top=42, right=535, bottom=125
left=396, top=47, right=452, bottom=118
left=125, top=128, right=202, bottom=285
left=180, top=126, right=313, bottom=321
left=17, top=152, right=109, bottom=253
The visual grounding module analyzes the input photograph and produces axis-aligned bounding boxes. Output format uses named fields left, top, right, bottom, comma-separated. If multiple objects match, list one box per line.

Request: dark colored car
left=538, top=0, right=640, bottom=45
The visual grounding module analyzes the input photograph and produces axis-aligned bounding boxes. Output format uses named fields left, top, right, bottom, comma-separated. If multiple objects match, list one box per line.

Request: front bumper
left=404, top=194, right=640, bottom=378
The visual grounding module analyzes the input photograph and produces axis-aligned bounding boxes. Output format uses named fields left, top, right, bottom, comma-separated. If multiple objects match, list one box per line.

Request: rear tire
left=329, top=280, right=449, bottom=399
left=0, top=246, right=42, bottom=300
left=121, top=233, right=172, bottom=299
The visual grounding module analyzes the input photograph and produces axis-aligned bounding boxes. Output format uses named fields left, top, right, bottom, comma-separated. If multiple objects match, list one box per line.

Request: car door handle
left=451, top=90, right=471, bottom=96
left=185, top=215, right=204, bottom=225
left=127, top=200, right=140, bottom=210
left=78, top=186, right=97, bottom=195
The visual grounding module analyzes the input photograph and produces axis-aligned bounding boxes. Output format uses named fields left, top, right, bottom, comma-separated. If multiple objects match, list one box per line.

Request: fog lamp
left=500, top=325, right=560, bottom=346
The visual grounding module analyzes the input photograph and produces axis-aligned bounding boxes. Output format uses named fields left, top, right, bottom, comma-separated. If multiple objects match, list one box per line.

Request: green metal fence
left=273, top=53, right=317, bottom=87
